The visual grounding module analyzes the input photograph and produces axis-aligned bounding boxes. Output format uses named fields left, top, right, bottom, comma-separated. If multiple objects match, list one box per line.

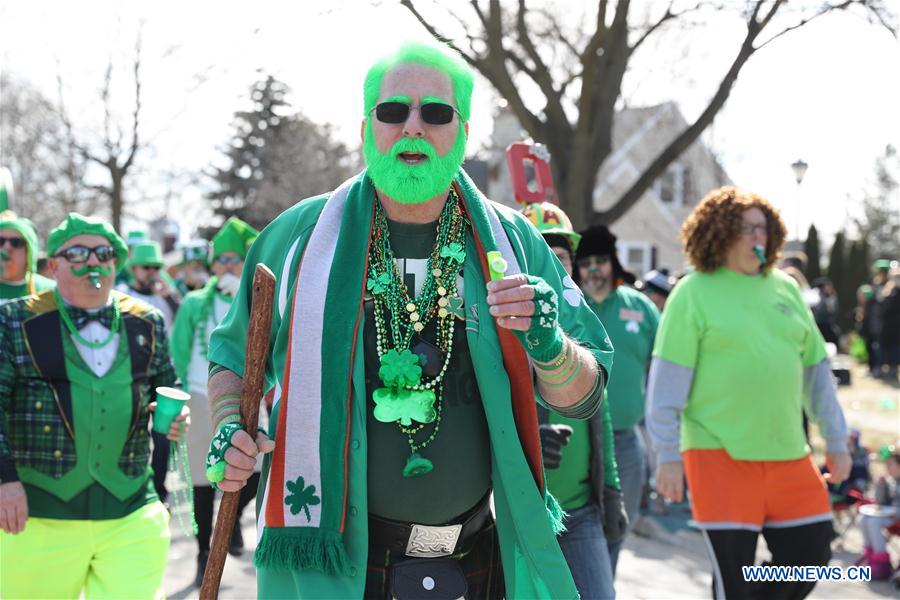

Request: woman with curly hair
left=645, top=187, right=851, bottom=599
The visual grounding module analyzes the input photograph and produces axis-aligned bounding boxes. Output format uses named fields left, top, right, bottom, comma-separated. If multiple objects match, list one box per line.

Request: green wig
left=363, top=41, right=474, bottom=122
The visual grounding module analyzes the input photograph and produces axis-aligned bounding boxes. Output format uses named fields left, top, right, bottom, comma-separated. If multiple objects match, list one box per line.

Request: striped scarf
left=254, top=170, right=554, bottom=574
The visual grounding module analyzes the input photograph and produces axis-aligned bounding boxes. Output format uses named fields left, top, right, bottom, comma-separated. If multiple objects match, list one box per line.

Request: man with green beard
left=0, top=211, right=56, bottom=305
left=204, top=41, right=613, bottom=599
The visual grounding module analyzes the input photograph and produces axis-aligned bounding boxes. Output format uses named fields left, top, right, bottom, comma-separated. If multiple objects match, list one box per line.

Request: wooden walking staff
left=200, top=263, right=276, bottom=600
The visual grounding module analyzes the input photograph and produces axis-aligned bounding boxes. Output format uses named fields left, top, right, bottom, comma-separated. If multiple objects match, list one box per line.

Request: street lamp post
left=790, top=159, right=808, bottom=241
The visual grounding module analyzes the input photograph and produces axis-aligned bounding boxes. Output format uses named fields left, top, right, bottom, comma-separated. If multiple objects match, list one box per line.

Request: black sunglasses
left=372, top=101, right=459, bottom=125
left=0, top=236, right=27, bottom=249
left=55, top=245, right=116, bottom=264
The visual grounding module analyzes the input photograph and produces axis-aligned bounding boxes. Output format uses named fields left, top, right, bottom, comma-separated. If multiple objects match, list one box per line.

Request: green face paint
left=363, top=119, right=466, bottom=204
left=0, top=249, right=8, bottom=262
left=70, top=264, right=112, bottom=278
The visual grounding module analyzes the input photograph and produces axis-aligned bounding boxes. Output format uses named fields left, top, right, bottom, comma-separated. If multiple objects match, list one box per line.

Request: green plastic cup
left=153, top=387, right=190, bottom=434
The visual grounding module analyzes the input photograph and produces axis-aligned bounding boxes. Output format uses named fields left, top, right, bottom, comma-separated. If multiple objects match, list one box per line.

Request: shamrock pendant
left=403, top=453, right=434, bottom=478
left=373, top=388, right=437, bottom=426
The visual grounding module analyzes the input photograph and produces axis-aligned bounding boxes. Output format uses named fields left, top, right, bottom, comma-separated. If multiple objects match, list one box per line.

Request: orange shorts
left=683, top=449, right=831, bottom=531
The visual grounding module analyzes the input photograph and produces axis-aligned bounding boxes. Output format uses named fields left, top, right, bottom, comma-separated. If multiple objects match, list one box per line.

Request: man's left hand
left=824, top=451, right=851, bottom=485
left=486, top=274, right=563, bottom=362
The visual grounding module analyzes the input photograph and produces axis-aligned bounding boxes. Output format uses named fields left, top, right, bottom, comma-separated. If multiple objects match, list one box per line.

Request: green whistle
left=753, top=245, right=766, bottom=265
left=88, top=272, right=102, bottom=289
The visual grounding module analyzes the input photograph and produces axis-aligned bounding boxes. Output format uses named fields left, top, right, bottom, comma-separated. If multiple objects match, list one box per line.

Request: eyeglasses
left=740, top=222, right=768, bottom=236
left=214, top=255, right=243, bottom=265
left=55, top=245, right=116, bottom=263
left=371, top=101, right=459, bottom=125
left=576, top=255, right=611, bottom=269
left=135, top=265, right=161, bottom=271
left=0, top=236, right=27, bottom=249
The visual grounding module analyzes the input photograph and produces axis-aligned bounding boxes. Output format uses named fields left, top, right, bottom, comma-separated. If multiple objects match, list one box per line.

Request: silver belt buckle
left=404, top=523, right=463, bottom=558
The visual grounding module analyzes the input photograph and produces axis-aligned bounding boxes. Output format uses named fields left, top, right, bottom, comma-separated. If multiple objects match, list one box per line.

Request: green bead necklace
left=54, top=288, right=121, bottom=349
left=368, top=188, right=469, bottom=477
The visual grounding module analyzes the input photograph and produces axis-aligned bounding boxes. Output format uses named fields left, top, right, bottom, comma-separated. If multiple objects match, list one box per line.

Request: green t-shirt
left=0, top=273, right=55, bottom=304
left=653, top=268, right=828, bottom=460
left=587, top=286, right=659, bottom=431
left=545, top=414, right=591, bottom=511
left=364, top=218, right=491, bottom=524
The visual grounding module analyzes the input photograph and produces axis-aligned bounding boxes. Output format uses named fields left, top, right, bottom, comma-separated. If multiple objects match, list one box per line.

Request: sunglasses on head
left=371, top=101, right=459, bottom=125
left=214, top=255, right=243, bottom=265
left=0, top=236, right=27, bottom=249
left=55, top=245, right=116, bottom=263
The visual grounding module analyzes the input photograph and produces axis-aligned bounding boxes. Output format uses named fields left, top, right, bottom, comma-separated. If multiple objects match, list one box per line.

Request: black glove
left=539, top=424, right=573, bottom=470
left=601, top=485, right=629, bottom=544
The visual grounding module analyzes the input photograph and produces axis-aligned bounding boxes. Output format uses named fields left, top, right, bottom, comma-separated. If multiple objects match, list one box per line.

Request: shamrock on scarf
left=285, top=475, right=321, bottom=522
left=440, top=242, right=466, bottom=264
left=367, top=272, right=391, bottom=295
left=378, top=348, right=422, bottom=388
left=447, top=295, right=465, bottom=320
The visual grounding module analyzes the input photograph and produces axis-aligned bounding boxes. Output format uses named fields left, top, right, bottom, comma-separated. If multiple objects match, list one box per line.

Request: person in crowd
left=175, top=239, right=212, bottom=297
left=810, top=277, right=841, bottom=347
left=0, top=213, right=188, bottom=599
left=877, top=266, right=900, bottom=382
left=855, top=284, right=882, bottom=377
left=170, top=217, right=260, bottom=587
left=522, top=201, right=626, bottom=599
left=203, top=40, right=614, bottom=598
left=635, top=269, right=677, bottom=312
left=646, top=186, right=850, bottom=599
left=575, top=223, right=659, bottom=576
left=0, top=211, right=55, bottom=304
left=858, top=446, right=900, bottom=579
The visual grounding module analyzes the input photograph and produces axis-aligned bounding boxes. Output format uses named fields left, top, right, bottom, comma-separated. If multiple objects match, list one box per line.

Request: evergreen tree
left=826, top=230, right=847, bottom=324
left=841, top=239, right=870, bottom=332
left=206, top=74, right=356, bottom=230
left=803, top=224, right=822, bottom=282
left=854, top=145, right=900, bottom=260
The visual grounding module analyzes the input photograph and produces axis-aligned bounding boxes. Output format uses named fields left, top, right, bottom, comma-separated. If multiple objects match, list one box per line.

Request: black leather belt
left=368, top=494, right=492, bottom=558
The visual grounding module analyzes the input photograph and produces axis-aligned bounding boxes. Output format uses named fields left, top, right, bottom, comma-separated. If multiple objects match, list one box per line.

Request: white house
left=486, top=103, right=731, bottom=276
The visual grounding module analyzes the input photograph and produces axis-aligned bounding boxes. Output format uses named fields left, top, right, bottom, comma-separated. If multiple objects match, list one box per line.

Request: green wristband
left=206, top=422, right=243, bottom=486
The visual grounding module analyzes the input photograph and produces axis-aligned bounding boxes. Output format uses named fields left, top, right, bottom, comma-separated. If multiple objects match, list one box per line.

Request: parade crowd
left=1, top=39, right=898, bottom=600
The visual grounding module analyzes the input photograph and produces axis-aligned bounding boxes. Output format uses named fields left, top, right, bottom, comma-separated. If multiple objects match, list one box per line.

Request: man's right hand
left=655, top=461, right=685, bottom=503
left=0, top=481, right=29, bottom=534
left=539, top=424, right=573, bottom=470
left=216, top=429, right=275, bottom=493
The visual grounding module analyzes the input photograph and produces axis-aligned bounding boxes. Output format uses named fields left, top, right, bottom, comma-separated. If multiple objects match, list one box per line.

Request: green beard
left=363, top=120, right=466, bottom=204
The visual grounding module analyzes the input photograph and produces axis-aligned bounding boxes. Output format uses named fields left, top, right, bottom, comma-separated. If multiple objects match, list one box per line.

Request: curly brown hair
left=681, top=186, right=787, bottom=272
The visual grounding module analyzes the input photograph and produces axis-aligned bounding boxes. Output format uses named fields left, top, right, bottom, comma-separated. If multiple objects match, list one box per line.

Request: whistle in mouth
left=753, top=245, right=766, bottom=265
left=88, top=272, right=102, bottom=289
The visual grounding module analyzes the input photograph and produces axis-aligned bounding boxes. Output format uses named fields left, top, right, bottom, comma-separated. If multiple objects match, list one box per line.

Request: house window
left=617, top=241, right=655, bottom=277
left=654, top=163, right=690, bottom=206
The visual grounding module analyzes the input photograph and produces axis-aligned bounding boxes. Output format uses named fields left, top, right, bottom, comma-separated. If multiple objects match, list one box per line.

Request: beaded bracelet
left=537, top=350, right=578, bottom=384
left=533, top=339, right=570, bottom=372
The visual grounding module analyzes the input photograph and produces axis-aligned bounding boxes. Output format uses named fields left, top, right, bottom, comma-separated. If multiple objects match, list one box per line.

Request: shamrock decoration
left=373, top=388, right=437, bottom=426
left=440, top=242, right=466, bottom=264
left=285, top=475, right=321, bottom=522
left=367, top=272, right=391, bottom=295
left=378, top=348, right=422, bottom=388
left=561, top=275, right=583, bottom=307
left=447, top=295, right=465, bottom=320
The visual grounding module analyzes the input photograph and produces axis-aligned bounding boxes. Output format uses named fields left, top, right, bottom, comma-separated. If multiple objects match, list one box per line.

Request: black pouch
left=389, top=558, right=468, bottom=600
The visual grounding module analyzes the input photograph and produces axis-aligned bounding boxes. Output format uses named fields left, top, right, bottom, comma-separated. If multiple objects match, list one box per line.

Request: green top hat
left=128, top=241, right=165, bottom=268
left=873, top=259, right=892, bottom=271
left=126, top=230, right=149, bottom=247
left=212, top=217, right=259, bottom=260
